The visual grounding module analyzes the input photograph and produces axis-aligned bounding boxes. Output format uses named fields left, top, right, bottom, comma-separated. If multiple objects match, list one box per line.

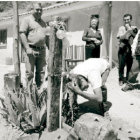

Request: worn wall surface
left=0, top=1, right=140, bottom=65
left=0, top=20, right=13, bottom=64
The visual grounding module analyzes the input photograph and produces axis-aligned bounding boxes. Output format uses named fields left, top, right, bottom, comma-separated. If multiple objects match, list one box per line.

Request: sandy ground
left=107, top=67, right=140, bottom=129
left=77, top=66, right=140, bottom=130
left=0, top=63, right=140, bottom=139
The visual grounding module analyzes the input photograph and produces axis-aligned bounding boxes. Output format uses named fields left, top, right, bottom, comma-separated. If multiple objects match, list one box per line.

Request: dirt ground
left=0, top=63, right=140, bottom=139
left=107, top=67, right=140, bottom=129
left=77, top=66, right=140, bottom=130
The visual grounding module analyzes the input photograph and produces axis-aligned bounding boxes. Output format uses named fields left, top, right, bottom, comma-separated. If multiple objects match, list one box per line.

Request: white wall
left=0, top=37, right=13, bottom=65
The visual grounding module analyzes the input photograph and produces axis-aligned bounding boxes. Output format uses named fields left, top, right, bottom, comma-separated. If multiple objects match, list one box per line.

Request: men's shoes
left=119, top=80, right=123, bottom=86
left=123, top=77, right=128, bottom=83
left=121, top=84, right=133, bottom=92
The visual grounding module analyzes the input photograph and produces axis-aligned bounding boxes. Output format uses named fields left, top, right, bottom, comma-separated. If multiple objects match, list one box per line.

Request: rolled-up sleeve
left=19, top=18, right=29, bottom=35
left=117, top=26, right=124, bottom=39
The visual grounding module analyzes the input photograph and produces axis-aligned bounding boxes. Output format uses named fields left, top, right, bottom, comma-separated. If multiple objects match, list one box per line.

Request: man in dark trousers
left=117, top=14, right=138, bottom=86
left=122, top=30, right=140, bottom=91
left=20, top=3, right=48, bottom=93
left=67, top=58, right=110, bottom=116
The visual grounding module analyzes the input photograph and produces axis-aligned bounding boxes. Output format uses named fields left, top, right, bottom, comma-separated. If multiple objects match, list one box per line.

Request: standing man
left=20, top=3, right=48, bottom=93
left=68, top=58, right=110, bottom=116
left=117, top=14, right=138, bottom=86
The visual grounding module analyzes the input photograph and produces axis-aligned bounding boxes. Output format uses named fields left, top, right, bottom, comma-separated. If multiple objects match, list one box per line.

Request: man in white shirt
left=68, top=58, right=110, bottom=116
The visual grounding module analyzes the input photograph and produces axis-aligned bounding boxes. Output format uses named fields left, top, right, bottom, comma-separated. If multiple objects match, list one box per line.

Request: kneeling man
left=68, top=58, right=110, bottom=116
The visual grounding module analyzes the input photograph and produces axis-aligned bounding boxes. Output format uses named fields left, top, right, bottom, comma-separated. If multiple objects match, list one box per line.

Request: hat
left=91, top=14, right=99, bottom=19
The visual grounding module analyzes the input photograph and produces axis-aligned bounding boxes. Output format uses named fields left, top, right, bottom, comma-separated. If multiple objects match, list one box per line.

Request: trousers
left=25, top=46, right=46, bottom=93
left=86, top=46, right=100, bottom=59
left=118, top=44, right=133, bottom=81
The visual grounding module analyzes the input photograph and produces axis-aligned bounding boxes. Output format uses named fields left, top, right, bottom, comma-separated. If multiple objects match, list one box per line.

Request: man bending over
left=67, top=58, right=110, bottom=116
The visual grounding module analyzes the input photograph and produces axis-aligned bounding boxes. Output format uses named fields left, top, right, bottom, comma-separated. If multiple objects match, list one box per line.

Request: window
left=0, top=29, right=7, bottom=48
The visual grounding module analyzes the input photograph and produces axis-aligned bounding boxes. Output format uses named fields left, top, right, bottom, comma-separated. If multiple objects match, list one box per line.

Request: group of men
left=19, top=2, right=139, bottom=117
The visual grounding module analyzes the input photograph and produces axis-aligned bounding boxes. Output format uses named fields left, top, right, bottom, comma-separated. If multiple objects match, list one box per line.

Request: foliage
left=0, top=84, right=47, bottom=134
left=62, top=80, right=79, bottom=127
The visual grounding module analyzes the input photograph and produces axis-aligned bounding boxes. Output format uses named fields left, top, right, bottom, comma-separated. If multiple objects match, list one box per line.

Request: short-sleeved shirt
left=83, top=28, right=102, bottom=47
left=131, top=30, right=140, bottom=55
left=70, top=58, right=110, bottom=89
left=20, top=15, right=47, bottom=47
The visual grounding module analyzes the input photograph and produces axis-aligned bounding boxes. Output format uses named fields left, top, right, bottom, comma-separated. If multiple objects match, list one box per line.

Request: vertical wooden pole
left=108, top=2, right=112, bottom=68
left=59, top=32, right=66, bottom=129
left=12, top=1, right=21, bottom=80
left=109, top=32, right=113, bottom=68
left=103, top=2, right=112, bottom=60
left=47, top=26, right=63, bottom=131
left=47, top=27, right=55, bottom=131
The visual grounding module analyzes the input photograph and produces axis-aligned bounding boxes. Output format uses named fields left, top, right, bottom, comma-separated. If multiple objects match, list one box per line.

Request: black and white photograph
left=0, top=1, right=140, bottom=139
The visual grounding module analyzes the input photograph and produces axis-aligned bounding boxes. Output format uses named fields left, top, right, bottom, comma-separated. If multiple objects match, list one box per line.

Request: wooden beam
left=107, top=2, right=113, bottom=68
left=109, top=32, right=113, bottom=68
left=103, top=2, right=112, bottom=59
left=12, top=2, right=21, bottom=79
left=47, top=26, right=63, bottom=131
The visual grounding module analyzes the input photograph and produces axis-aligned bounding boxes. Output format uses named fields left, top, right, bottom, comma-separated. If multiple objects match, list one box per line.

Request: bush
left=0, top=84, right=47, bottom=134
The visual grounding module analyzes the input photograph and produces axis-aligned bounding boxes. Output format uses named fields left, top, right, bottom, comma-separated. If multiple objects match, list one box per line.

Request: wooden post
left=107, top=2, right=112, bottom=68
left=109, top=32, right=113, bottom=68
left=47, top=26, right=63, bottom=131
left=103, top=2, right=112, bottom=59
left=12, top=1, right=21, bottom=80
left=59, top=31, right=66, bottom=129
left=4, top=73, right=20, bottom=91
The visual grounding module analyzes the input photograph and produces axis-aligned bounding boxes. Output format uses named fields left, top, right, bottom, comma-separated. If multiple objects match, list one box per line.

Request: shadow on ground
left=122, top=73, right=140, bottom=91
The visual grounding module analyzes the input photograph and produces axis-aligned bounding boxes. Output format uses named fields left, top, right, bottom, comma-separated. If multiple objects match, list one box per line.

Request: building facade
left=0, top=1, right=139, bottom=66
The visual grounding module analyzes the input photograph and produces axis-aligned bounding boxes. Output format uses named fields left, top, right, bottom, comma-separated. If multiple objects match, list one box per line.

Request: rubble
left=68, top=113, right=118, bottom=140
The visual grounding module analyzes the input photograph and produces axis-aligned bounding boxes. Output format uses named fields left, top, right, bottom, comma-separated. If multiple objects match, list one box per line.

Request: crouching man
left=67, top=58, right=110, bottom=116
